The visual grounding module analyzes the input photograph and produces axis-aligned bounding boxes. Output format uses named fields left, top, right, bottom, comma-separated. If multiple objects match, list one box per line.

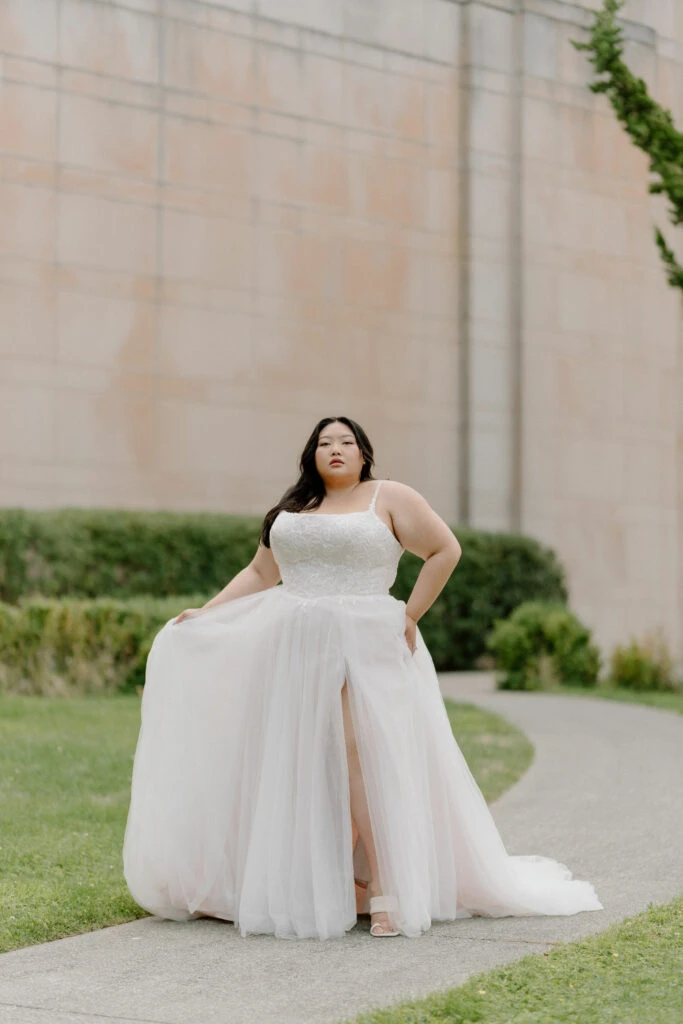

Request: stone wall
left=1, top=0, right=682, bottom=660
left=0, top=0, right=461, bottom=516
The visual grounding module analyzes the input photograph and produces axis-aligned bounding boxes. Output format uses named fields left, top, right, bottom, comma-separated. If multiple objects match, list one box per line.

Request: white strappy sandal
left=369, top=895, right=400, bottom=937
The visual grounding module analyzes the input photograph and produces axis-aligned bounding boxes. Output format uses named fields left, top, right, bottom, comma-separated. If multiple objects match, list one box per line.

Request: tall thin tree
left=573, top=0, right=683, bottom=292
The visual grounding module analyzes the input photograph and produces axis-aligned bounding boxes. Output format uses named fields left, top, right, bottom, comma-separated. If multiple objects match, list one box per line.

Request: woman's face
left=314, top=421, right=364, bottom=486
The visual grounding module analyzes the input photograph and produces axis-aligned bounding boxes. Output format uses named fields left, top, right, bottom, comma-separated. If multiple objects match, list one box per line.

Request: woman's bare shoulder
left=378, top=480, right=459, bottom=557
left=379, top=480, right=428, bottom=506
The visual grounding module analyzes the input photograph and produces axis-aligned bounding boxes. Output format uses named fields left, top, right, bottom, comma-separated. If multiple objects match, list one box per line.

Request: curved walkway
left=1, top=674, right=682, bottom=1024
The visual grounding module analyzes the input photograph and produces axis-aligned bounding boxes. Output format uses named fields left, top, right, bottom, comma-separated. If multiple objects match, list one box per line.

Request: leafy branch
left=573, top=0, right=683, bottom=291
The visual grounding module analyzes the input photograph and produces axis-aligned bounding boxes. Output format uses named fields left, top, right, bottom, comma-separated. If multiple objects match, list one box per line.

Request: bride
left=122, top=416, right=603, bottom=939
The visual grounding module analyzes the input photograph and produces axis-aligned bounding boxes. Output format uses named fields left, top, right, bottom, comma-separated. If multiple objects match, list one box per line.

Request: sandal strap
left=370, top=923, right=399, bottom=936
left=369, top=895, right=398, bottom=914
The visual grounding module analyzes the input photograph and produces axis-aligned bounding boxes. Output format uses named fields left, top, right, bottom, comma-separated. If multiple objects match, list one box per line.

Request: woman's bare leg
left=341, top=680, right=393, bottom=935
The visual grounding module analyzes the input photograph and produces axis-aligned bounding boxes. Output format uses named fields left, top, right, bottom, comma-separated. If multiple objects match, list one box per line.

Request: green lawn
left=557, top=683, right=683, bottom=715
left=342, top=895, right=683, bottom=1024
left=0, top=693, right=532, bottom=953
left=0, top=695, right=147, bottom=953
left=443, top=699, right=533, bottom=804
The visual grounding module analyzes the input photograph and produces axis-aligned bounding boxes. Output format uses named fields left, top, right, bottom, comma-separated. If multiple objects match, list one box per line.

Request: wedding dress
left=122, top=479, right=603, bottom=939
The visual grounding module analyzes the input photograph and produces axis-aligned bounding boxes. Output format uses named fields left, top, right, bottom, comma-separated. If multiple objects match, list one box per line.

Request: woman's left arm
left=384, top=480, right=462, bottom=628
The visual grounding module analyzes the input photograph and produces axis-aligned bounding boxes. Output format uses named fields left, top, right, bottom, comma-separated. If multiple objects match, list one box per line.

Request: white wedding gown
left=122, top=480, right=603, bottom=939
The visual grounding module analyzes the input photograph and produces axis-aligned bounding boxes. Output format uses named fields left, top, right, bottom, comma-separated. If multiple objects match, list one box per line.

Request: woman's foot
left=367, top=883, right=397, bottom=936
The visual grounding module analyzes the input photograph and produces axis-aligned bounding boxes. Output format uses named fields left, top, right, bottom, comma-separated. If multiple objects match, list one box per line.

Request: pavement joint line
left=0, top=1002, right=174, bottom=1024
left=429, top=933, right=559, bottom=947
left=460, top=936, right=560, bottom=946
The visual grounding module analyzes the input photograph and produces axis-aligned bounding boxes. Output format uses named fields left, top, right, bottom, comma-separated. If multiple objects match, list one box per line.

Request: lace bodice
left=269, top=480, right=403, bottom=598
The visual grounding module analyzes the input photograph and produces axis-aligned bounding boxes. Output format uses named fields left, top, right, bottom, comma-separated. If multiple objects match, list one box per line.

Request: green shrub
left=0, top=510, right=569, bottom=679
left=393, top=530, right=568, bottom=671
left=486, top=600, right=602, bottom=690
left=0, top=595, right=208, bottom=697
left=608, top=630, right=682, bottom=692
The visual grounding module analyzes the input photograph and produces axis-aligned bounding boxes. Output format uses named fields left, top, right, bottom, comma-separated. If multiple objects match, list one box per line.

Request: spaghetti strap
left=369, top=479, right=383, bottom=512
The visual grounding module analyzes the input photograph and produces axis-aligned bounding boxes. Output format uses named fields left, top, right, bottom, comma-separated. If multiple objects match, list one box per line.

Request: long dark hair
left=259, top=416, right=375, bottom=547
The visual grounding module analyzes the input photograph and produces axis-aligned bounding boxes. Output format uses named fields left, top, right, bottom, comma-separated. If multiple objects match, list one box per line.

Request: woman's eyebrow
left=319, top=433, right=355, bottom=441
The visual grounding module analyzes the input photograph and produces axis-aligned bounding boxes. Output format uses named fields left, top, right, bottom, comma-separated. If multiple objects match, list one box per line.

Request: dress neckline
left=284, top=506, right=403, bottom=550
left=297, top=479, right=383, bottom=518
left=298, top=509, right=370, bottom=517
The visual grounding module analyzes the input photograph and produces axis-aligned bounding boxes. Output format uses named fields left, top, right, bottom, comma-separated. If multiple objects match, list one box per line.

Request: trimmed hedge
left=0, top=509, right=570, bottom=688
left=0, top=509, right=258, bottom=603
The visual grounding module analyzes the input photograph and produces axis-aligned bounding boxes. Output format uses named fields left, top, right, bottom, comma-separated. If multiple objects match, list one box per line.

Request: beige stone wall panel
left=59, top=93, right=159, bottom=178
left=164, top=19, right=256, bottom=103
left=59, top=69, right=160, bottom=112
left=162, top=209, right=253, bottom=292
left=59, top=0, right=159, bottom=83
left=0, top=81, right=57, bottom=164
left=54, top=385, right=157, bottom=471
left=343, top=0, right=424, bottom=55
left=163, top=116, right=251, bottom=192
left=58, top=166, right=159, bottom=206
left=0, top=380, right=55, bottom=461
left=57, top=193, right=157, bottom=274
left=0, top=282, right=56, bottom=360
left=0, top=0, right=58, bottom=64
left=158, top=305, right=252, bottom=384
left=56, top=291, right=157, bottom=371
left=0, top=182, right=57, bottom=263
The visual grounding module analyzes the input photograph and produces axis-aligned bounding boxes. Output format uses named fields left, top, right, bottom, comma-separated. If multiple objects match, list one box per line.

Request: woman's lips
left=330, top=460, right=343, bottom=466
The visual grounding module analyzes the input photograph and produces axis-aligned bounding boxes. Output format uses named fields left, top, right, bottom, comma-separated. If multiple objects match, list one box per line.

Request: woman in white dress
left=122, top=416, right=603, bottom=940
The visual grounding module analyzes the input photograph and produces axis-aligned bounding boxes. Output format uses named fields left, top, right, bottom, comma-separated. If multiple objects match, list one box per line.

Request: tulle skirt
left=122, top=587, right=603, bottom=939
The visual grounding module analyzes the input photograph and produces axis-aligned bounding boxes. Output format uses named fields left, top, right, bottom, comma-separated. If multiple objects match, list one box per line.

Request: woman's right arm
left=174, top=543, right=281, bottom=623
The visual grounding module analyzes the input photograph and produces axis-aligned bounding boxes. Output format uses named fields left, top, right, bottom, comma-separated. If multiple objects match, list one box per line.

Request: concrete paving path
left=1, top=673, right=682, bottom=1024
